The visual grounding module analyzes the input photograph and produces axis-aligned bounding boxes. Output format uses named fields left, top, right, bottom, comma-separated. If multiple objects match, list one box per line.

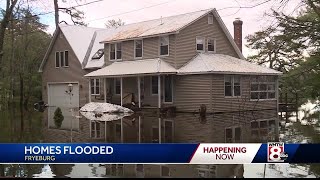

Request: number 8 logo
left=269, top=147, right=281, bottom=161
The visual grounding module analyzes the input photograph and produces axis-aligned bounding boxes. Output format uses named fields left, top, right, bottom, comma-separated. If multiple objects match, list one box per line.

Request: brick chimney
left=233, top=18, right=243, bottom=52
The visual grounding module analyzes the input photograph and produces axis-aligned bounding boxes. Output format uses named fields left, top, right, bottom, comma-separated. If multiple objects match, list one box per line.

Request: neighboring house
left=38, top=25, right=110, bottom=120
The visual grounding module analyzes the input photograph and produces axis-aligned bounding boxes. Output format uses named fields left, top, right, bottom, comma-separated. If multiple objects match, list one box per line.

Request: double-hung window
left=151, top=76, right=158, bottom=95
left=114, top=78, right=121, bottom=95
left=55, top=51, right=69, bottom=68
left=224, top=75, right=241, bottom=97
left=160, top=36, right=169, bottom=56
left=110, top=43, right=122, bottom=61
left=196, top=37, right=205, bottom=52
left=250, top=76, right=276, bottom=100
left=207, top=39, right=216, bottom=53
left=90, top=79, right=100, bottom=95
left=134, top=40, right=143, bottom=58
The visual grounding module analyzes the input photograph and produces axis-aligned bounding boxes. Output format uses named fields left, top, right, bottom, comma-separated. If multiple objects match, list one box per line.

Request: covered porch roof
left=178, top=53, right=283, bottom=76
left=85, top=58, right=176, bottom=78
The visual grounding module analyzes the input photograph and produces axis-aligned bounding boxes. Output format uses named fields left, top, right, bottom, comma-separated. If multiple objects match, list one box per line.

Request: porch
left=85, top=58, right=176, bottom=111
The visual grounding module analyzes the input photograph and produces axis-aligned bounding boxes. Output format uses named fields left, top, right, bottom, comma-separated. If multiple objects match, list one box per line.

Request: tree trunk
left=19, top=73, right=23, bottom=109
left=0, top=164, right=4, bottom=177
left=0, top=0, right=18, bottom=72
left=54, top=0, right=59, bottom=28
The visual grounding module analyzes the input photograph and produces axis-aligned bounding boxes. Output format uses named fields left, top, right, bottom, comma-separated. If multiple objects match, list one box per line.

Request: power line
left=217, top=0, right=272, bottom=11
left=86, top=0, right=176, bottom=23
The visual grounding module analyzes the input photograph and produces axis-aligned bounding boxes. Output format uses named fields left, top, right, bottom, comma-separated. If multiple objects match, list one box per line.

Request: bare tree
left=0, top=0, right=19, bottom=73
left=105, top=18, right=125, bottom=28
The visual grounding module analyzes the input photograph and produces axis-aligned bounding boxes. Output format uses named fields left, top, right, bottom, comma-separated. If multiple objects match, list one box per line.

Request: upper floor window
left=160, top=36, right=169, bottom=56
left=208, top=14, right=214, bottom=24
left=225, top=75, right=241, bottom=97
left=55, top=51, right=69, bottom=68
left=110, top=43, right=122, bottom=61
left=90, top=79, right=100, bottom=95
left=151, top=76, right=158, bottom=95
left=92, top=49, right=104, bottom=60
left=196, top=37, right=205, bottom=52
left=250, top=76, right=276, bottom=100
left=134, top=39, right=143, bottom=58
left=207, top=39, right=216, bottom=53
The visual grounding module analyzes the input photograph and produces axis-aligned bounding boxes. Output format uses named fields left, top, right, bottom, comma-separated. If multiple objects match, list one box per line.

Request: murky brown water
left=0, top=106, right=319, bottom=178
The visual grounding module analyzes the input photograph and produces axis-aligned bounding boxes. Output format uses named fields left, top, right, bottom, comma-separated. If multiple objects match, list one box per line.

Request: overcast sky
left=5, top=0, right=303, bottom=57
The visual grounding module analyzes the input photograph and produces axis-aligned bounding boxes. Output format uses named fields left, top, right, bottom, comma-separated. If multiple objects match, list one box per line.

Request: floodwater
left=0, top=102, right=319, bottom=178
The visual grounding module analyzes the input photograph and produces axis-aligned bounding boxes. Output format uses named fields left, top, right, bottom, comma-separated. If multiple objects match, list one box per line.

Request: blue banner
left=0, top=143, right=320, bottom=164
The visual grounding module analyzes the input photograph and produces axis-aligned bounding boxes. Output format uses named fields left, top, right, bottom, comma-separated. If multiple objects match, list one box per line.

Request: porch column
left=104, top=78, right=107, bottom=103
left=138, top=116, right=141, bottom=143
left=121, top=118, right=124, bottom=143
left=138, top=76, right=141, bottom=108
left=158, top=75, right=161, bottom=109
left=88, top=79, right=91, bottom=103
left=158, top=118, right=161, bottom=144
left=120, top=77, right=123, bottom=106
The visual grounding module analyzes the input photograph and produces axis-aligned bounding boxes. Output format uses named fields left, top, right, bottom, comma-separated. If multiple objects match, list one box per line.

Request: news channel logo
left=267, top=142, right=288, bottom=162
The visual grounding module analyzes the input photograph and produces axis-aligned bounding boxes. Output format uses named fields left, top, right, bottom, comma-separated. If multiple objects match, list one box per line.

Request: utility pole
left=54, top=0, right=59, bottom=29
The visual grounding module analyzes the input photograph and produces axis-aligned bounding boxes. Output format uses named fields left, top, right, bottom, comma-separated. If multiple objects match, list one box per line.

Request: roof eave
left=177, top=71, right=283, bottom=76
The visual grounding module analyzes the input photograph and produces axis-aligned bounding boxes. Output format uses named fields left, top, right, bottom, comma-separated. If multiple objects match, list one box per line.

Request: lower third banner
left=0, top=143, right=318, bottom=164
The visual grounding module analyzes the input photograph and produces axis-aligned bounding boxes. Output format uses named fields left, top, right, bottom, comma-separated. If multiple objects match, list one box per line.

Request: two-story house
left=39, top=8, right=282, bottom=129
left=85, top=8, right=281, bottom=115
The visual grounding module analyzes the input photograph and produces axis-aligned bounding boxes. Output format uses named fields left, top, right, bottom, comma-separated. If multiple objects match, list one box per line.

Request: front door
left=164, top=75, right=173, bottom=103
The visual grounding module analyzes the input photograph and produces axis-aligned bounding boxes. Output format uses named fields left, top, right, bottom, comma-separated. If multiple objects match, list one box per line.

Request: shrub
left=54, top=107, right=64, bottom=128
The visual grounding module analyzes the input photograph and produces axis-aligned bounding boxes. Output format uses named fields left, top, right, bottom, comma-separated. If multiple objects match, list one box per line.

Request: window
left=224, top=75, right=241, bottom=97
left=134, top=40, right=143, bottom=58
left=90, top=79, right=100, bottom=95
left=55, top=52, right=60, bottom=68
left=251, top=119, right=277, bottom=142
left=160, top=36, right=169, bottom=56
left=151, top=76, right=158, bottom=95
left=207, top=39, right=216, bottom=52
left=250, top=76, right=276, bottom=100
left=196, top=37, right=205, bottom=51
left=114, top=78, right=121, bottom=95
left=92, top=49, right=104, bottom=60
left=208, top=14, right=214, bottom=24
left=91, top=121, right=101, bottom=139
left=161, top=166, right=170, bottom=177
left=225, top=126, right=241, bottom=143
left=110, top=43, right=122, bottom=61
left=55, top=51, right=69, bottom=68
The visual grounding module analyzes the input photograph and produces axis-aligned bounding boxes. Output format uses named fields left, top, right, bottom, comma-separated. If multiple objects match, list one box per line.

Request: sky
left=2, top=0, right=304, bottom=58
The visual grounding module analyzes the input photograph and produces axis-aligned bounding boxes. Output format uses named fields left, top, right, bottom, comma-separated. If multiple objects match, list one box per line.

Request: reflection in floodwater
left=0, top=105, right=319, bottom=178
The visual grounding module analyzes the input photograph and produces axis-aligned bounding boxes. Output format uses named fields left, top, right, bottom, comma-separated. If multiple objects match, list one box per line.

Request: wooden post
left=104, top=78, right=107, bottom=103
left=158, top=75, right=161, bottom=109
left=296, top=92, right=299, bottom=122
left=138, top=76, right=141, bottom=108
left=275, top=77, right=280, bottom=142
left=121, top=118, right=123, bottom=143
left=138, top=116, right=141, bottom=143
left=158, top=117, right=161, bottom=144
left=120, top=77, right=123, bottom=106
left=88, top=79, right=91, bottom=103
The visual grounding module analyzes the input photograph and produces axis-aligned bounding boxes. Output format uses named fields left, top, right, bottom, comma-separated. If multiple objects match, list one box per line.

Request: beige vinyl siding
left=42, top=30, right=91, bottom=107
left=175, top=74, right=277, bottom=116
left=175, top=13, right=239, bottom=68
left=175, top=75, right=212, bottom=112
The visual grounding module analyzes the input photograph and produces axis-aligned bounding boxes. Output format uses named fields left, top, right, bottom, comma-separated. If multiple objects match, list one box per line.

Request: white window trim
left=134, top=39, right=143, bottom=59
left=225, top=126, right=242, bottom=143
left=55, top=51, right=69, bottom=68
left=109, top=43, right=122, bottom=61
left=207, top=38, right=216, bottom=53
left=196, top=36, right=206, bottom=52
left=160, top=165, right=171, bottom=177
left=64, top=50, right=69, bottom=67
left=159, top=36, right=170, bottom=57
left=224, top=75, right=241, bottom=97
left=114, top=78, right=121, bottom=95
left=163, top=76, right=173, bottom=104
left=55, top=51, right=59, bottom=68
left=250, top=79, right=276, bottom=101
left=150, top=76, right=159, bottom=96
left=208, top=14, right=214, bottom=24
left=91, top=78, right=101, bottom=95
